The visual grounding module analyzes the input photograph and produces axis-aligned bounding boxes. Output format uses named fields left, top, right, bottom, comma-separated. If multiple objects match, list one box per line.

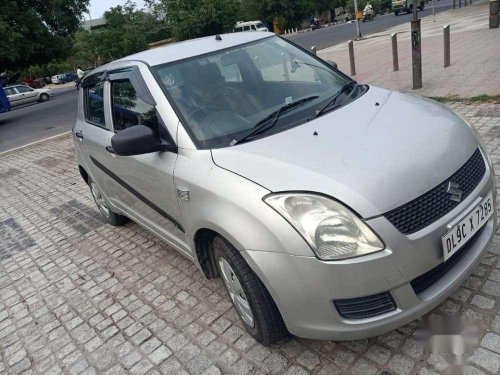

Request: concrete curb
left=0, top=131, right=72, bottom=158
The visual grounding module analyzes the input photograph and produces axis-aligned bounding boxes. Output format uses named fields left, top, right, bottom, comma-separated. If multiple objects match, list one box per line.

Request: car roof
left=5, top=85, right=27, bottom=89
left=236, top=21, right=263, bottom=26
left=89, top=32, right=274, bottom=75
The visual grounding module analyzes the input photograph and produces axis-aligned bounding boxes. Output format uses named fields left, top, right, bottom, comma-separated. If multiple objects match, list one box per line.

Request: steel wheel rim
left=218, top=257, right=255, bottom=328
left=90, top=182, right=110, bottom=218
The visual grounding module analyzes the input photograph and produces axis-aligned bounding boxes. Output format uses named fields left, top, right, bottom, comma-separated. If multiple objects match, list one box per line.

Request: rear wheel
left=89, top=178, right=129, bottom=226
left=39, top=93, right=49, bottom=102
left=212, top=236, right=288, bottom=345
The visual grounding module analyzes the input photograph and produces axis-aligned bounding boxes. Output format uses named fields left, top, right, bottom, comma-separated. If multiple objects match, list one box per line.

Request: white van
left=234, top=21, right=268, bottom=32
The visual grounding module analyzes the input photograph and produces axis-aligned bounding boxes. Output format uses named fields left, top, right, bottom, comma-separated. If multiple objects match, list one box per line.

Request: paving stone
left=149, top=345, right=172, bottom=365
left=481, top=332, right=500, bottom=354
left=351, top=359, right=378, bottom=375
left=471, top=295, right=496, bottom=310
left=296, top=350, right=320, bottom=370
left=470, top=348, right=500, bottom=374
left=386, top=354, right=415, bottom=375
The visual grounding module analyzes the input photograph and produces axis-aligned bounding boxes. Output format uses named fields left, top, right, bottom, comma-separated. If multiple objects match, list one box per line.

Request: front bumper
left=243, top=164, right=496, bottom=341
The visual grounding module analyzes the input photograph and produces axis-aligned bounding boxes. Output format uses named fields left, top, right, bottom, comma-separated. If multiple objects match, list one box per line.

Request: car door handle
left=75, top=131, right=84, bottom=139
left=105, top=146, right=115, bottom=154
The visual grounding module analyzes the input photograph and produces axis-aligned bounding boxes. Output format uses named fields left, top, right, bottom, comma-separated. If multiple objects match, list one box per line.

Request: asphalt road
left=0, top=88, right=78, bottom=153
left=286, top=0, right=455, bottom=50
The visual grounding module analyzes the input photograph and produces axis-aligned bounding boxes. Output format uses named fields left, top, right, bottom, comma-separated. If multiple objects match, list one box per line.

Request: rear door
left=4, top=87, right=22, bottom=106
left=75, top=73, right=117, bottom=202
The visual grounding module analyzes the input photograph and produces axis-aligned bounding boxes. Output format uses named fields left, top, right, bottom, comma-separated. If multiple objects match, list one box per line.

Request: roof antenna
left=215, top=34, right=222, bottom=41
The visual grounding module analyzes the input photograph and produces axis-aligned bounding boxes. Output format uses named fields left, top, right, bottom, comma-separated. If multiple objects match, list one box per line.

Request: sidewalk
left=0, top=102, right=499, bottom=374
left=318, top=1, right=500, bottom=97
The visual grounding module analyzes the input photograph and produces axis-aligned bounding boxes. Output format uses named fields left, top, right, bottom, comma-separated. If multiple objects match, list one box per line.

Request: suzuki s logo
left=447, top=182, right=463, bottom=203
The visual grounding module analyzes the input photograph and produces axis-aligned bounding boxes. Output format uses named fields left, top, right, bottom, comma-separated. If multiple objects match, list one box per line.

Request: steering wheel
left=187, top=105, right=220, bottom=121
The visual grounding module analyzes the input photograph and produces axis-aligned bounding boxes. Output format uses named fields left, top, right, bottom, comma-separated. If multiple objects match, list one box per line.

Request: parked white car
left=4, top=85, right=53, bottom=106
left=234, top=21, right=268, bottom=32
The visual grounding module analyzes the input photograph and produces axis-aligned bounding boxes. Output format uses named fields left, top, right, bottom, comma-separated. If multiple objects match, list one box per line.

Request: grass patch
left=427, top=95, right=500, bottom=103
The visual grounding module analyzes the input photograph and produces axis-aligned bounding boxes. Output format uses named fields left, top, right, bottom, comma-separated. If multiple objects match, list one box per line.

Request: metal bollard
left=459, top=0, right=461, bottom=8
left=491, top=0, right=499, bottom=28
left=348, top=40, right=356, bottom=76
left=443, top=25, right=450, bottom=67
left=453, top=0, right=456, bottom=9
left=311, top=46, right=317, bottom=55
left=411, top=18, right=422, bottom=89
left=391, top=33, right=399, bottom=71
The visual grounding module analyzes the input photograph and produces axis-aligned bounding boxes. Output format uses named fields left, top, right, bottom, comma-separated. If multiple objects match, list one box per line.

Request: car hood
left=211, top=86, right=479, bottom=218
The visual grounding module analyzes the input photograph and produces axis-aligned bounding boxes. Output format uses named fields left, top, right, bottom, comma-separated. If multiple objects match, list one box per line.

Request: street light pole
left=353, top=0, right=362, bottom=38
left=411, top=0, right=422, bottom=89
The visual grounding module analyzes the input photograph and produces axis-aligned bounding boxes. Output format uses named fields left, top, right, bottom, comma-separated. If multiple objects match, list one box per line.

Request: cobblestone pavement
left=1, top=102, right=499, bottom=375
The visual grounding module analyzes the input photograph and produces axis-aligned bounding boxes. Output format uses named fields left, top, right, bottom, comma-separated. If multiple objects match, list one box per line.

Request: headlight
left=264, top=193, right=384, bottom=260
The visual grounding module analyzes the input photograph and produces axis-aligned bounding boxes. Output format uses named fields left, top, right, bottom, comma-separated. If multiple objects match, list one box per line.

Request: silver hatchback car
left=73, top=32, right=496, bottom=344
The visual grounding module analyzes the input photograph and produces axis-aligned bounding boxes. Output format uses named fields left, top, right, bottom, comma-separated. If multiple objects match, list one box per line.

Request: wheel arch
left=78, top=165, right=89, bottom=185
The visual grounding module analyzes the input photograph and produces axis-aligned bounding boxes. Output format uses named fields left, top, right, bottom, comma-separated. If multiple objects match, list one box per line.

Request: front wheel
left=39, top=93, right=50, bottom=102
left=89, top=178, right=129, bottom=226
left=212, top=236, right=288, bottom=345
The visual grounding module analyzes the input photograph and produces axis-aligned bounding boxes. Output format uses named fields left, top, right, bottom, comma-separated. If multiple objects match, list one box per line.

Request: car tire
left=89, top=177, right=129, bottom=226
left=212, top=236, right=288, bottom=345
left=39, top=93, right=50, bottom=102
left=395, top=11, right=399, bottom=16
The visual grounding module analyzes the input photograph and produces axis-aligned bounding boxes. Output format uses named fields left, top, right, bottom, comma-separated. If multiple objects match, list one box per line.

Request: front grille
left=334, top=292, right=397, bottom=319
left=411, top=225, right=485, bottom=295
left=385, top=149, right=486, bottom=235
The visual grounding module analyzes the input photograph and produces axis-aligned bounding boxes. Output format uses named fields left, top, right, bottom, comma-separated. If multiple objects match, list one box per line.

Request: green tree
left=156, top=0, right=241, bottom=40
left=0, top=0, right=89, bottom=71
left=71, top=1, right=171, bottom=67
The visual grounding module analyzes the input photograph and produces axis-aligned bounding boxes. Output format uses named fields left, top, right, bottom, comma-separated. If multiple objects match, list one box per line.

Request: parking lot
left=0, top=101, right=499, bottom=375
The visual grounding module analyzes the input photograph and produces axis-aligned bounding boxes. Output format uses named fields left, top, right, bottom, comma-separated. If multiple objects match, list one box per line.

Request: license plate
left=442, top=192, right=493, bottom=261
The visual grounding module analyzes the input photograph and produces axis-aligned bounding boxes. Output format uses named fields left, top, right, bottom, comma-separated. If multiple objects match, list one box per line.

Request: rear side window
left=4, top=88, right=15, bottom=95
left=111, top=79, right=158, bottom=132
left=84, top=82, right=106, bottom=128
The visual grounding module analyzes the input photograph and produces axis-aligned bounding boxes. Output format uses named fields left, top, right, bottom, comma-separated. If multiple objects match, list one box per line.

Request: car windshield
left=153, top=36, right=352, bottom=148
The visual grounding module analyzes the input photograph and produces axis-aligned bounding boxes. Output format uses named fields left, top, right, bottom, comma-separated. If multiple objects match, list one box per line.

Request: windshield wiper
left=231, top=95, right=319, bottom=146
left=314, top=81, right=357, bottom=118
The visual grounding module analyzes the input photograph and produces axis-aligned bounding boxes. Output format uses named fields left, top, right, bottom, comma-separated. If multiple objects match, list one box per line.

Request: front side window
left=16, top=86, right=33, bottom=93
left=153, top=36, right=353, bottom=149
left=111, top=79, right=158, bottom=132
left=84, top=82, right=106, bottom=128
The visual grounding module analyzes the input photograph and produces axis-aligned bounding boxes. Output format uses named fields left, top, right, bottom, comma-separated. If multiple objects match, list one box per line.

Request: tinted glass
left=4, top=88, right=15, bottom=96
left=154, top=36, right=350, bottom=149
left=111, top=79, right=158, bottom=132
left=85, top=82, right=106, bottom=128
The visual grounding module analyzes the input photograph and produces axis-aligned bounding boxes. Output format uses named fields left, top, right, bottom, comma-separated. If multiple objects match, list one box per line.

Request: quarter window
left=111, top=79, right=158, bottom=132
left=84, top=82, right=106, bottom=128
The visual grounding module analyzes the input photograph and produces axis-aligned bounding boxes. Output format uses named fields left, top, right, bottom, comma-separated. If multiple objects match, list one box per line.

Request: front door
left=15, top=85, right=38, bottom=104
left=101, top=67, right=188, bottom=254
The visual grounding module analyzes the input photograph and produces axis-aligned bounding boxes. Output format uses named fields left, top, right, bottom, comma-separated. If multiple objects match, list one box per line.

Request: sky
left=86, top=0, right=146, bottom=20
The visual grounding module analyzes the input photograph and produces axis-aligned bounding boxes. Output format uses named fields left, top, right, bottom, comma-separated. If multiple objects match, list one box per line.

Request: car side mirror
left=326, top=60, right=338, bottom=70
left=111, top=125, right=176, bottom=156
